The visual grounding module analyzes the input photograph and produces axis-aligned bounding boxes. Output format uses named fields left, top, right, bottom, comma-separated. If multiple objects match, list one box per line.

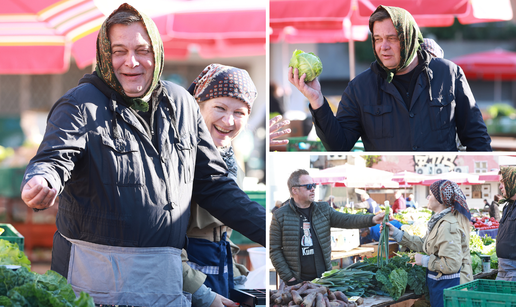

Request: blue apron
left=426, top=269, right=460, bottom=307
left=186, top=231, right=234, bottom=297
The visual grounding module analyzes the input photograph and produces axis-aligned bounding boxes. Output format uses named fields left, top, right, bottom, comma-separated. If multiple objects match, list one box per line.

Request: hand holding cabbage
left=289, top=49, right=323, bottom=82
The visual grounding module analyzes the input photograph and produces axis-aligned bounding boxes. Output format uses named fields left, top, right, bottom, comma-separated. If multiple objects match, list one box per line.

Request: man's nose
left=126, top=52, right=139, bottom=67
left=381, top=40, right=390, bottom=50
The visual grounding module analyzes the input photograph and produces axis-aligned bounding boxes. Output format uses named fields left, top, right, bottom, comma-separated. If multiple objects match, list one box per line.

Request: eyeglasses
left=294, top=183, right=317, bottom=190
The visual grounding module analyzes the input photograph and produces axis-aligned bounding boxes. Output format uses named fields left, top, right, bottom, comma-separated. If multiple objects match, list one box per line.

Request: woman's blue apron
left=187, top=231, right=234, bottom=297
left=426, top=269, right=460, bottom=307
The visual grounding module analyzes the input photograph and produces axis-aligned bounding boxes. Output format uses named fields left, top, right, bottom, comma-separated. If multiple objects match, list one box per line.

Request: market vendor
left=496, top=166, right=516, bottom=281
left=183, top=64, right=258, bottom=307
left=270, top=169, right=386, bottom=286
left=384, top=180, right=473, bottom=307
left=19, top=4, right=265, bottom=306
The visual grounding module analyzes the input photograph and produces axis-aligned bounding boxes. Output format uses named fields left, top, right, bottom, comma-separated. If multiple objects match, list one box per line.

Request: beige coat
left=400, top=212, right=474, bottom=284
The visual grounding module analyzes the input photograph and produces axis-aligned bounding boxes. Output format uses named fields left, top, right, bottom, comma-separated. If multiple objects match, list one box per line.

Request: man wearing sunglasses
left=270, top=169, right=386, bottom=286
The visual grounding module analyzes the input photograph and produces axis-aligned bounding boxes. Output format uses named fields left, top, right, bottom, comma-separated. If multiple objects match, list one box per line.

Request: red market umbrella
left=154, top=3, right=266, bottom=60
left=270, top=0, right=512, bottom=79
left=452, top=49, right=516, bottom=81
left=420, top=172, right=485, bottom=186
left=478, top=170, right=501, bottom=182
left=452, top=49, right=516, bottom=102
left=392, top=171, right=429, bottom=186
left=0, top=0, right=265, bottom=74
left=0, top=0, right=106, bottom=74
left=312, top=164, right=397, bottom=188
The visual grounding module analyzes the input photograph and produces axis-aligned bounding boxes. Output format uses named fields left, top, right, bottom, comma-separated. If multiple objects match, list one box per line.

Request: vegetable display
left=312, top=255, right=428, bottom=302
left=0, top=238, right=95, bottom=306
left=270, top=281, right=357, bottom=307
left=289, top=49, right=323, bottom=82
left=0, top=266, right=95, bottom=307
left=469, top=233, right=498, bottom=272
left=473, top=216, right=499, bottom=230
left=0, top=239, right=30, bottom=269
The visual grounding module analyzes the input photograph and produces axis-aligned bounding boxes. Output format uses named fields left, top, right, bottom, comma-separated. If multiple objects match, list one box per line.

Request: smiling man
left=269, top=169, right=385, bottom=286
left=288, top=5, right=491, bottom=151
left=19, top=3, right=265, bottom=306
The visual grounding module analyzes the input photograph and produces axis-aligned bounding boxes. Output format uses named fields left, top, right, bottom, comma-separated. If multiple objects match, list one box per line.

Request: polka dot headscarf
left=187, top=64, right=257, bottom=112
left=430, top=180, right=471, bottom=220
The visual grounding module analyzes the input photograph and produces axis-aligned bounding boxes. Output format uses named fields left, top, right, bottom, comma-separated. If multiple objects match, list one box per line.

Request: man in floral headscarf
left=496, top=166, right=516, bottom=281
left=19, top=3, right=265, bottom=306
left=288, top=5, right=491, bottom=151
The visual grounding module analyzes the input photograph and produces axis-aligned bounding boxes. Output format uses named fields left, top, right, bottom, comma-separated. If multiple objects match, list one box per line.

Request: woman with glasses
left=384, top=180, right=473, bottom=307
left=270, top=169, right=386, bottom=286
left=183, top=64, right=257, bottom=307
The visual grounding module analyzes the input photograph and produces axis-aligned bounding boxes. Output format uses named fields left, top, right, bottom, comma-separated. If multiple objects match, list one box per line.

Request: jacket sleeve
left=191, top=106, right=265, bottom=247
left=310, top=93, right=361, bottom=151
left=181, top=249, right=206, bottom=294
left=453, top=65, right=492, bottom=151
left=21, top=94, right=87, bottom=194
left=427, top=221, right=464, bottom=275
left=399, top=231, right=427, bottom=253
left=269, top=212, right=295, bottom=283
left=330, top=210, right=376, bottom=229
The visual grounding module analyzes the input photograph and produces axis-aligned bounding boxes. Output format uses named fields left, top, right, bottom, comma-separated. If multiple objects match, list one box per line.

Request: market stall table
left=331, top=246, right=375, bottom=268
left=362, top=292, right=421, bottom=307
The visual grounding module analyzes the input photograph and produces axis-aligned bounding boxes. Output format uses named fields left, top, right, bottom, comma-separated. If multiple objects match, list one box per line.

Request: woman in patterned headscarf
left=496, top=166, right=516, bottom=281
left=386, top=180, right=473, bottom=307
left=184, top=64, right=257, bottom=304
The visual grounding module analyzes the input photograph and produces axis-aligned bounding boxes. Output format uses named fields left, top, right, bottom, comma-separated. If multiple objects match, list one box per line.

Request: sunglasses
left=294, top=183, right=317, bottom=190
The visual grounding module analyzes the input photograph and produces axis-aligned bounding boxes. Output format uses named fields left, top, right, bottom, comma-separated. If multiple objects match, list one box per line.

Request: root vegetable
left=301, top=292, right=317, bottom=307
left=334, top=291, right=349, bottom=303
left=292, top=290, right=303, bottom=305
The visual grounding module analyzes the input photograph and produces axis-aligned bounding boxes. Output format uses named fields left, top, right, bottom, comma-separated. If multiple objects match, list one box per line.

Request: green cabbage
left=0, top=266, right=95, bottom=306
left=288, top=49, right=323, bottom=82
left=0, top=239, right=30, bottom=269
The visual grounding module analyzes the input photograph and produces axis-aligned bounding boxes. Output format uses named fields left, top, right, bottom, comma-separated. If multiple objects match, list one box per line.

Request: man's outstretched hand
left=21, top=176, right=57, bottom=210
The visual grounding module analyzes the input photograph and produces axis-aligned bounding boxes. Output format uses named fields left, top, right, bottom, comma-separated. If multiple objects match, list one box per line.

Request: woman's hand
left=210, top=294, right=238, bottom=307
left=414, top=253, right=423, bottom=266
left=269, top=115, right=291, bottom=146
left=288, top=67, right=324, bottom=109
left=380, top=222, right=397, bottom=236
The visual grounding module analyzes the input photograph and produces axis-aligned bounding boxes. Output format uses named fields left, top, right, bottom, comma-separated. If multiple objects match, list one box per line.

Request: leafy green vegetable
left=288, top=49, right=323, bottom=82
left=0, top=239, right=31, bottom=269
left=0, top=266, right=95, bottom=307
left=389, top=268, right=408, bottom=301
left=471, top=254, right=482, bottom=274
left=407, top=264, right=428, bottom=297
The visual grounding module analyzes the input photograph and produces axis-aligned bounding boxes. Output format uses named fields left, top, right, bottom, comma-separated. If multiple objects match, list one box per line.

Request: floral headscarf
left=499, top=166, right=516, bottom=203
left=430, top=180, right=471, bottom=220
left=369, top=5, right=424, bottom=83
left=95, top=3, right=164, bottom=112
left=187, top=64, right=257, bottom=112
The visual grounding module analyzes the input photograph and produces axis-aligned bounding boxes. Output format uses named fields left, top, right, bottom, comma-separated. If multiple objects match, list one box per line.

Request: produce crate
left=0, top=166, right=26, bottom=198
left=0, top=223, right=24, bottom=251
left=443, top=279, right=516, bottom=307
